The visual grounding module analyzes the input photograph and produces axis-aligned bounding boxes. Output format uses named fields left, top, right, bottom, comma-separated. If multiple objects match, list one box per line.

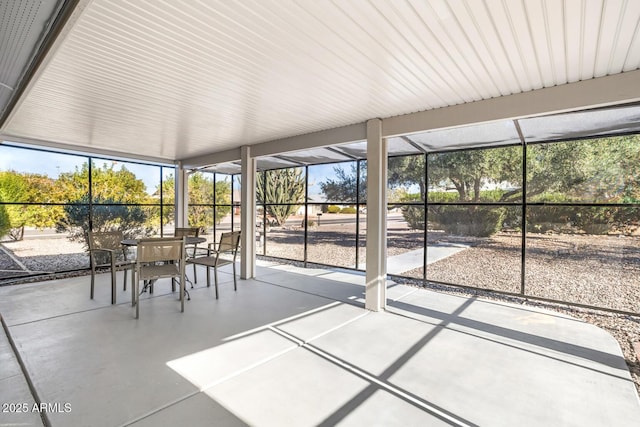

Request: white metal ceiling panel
left=2, top=0, right=640, bottom=162
left=0, top=0, right=62, bottom=116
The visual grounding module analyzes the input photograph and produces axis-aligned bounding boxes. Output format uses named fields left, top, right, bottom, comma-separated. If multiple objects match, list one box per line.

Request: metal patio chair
left=186, top=231, right=241, bottom=299
left=133, top=237, right=186, bottom=319
left=88, top=230, right=135, bottom=304
left=174, top=227, right=201, bottom=283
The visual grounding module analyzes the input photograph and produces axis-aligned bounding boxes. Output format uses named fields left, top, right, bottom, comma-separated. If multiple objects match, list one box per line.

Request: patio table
left=121, top=237, right=206, bottom=246
left=122, top=237, right=206, bottom=301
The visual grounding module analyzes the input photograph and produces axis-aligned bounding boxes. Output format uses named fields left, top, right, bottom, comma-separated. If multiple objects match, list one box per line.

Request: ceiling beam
left=0, top=133, right=173, bottom=165
left=181, top=122, right=366, bottom=168
left=383, top=70, right=640, bottom=138
left=181, top=147, right=242, bottom=169
left=251, top=122, right=367, bottom=158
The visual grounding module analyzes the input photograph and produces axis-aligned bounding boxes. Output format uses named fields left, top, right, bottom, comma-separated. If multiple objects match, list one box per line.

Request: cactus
left=257, top=168, right=305, bottom=226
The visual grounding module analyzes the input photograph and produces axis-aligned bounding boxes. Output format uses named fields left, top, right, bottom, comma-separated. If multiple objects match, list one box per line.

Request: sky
left=1, top=142, right=345, bottom=198
left=0, top=143, right=166, bottom=194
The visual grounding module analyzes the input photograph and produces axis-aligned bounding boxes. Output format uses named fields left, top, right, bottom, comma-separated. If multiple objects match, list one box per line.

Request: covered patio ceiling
left=1, top=0, right=640, bottom=166
left=202, top=102, right=640, bottom=174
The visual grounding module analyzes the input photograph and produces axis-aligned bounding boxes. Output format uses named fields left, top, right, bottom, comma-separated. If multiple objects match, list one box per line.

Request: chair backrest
left=137, top=237, right=185, bottom=264
left=174, top=227, right=200, bottom=238
left=218, top=231, right=241, bottom=255
left=88, top=230, right=124, bottom=251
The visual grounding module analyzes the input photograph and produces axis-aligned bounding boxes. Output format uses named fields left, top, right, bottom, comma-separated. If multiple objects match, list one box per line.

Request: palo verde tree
left=256, top=168, right=305, bottom=225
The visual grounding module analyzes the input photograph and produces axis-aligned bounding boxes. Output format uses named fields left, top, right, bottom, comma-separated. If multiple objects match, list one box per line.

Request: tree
left=428, top=147, right=522, bottom=202
left=521, top=135, right=640, bottom=203
left=58, top=195, right=152, bottom=245
left=320, top=150, right=522, bottom=235
left=526, top=135, right=640, bottom=232
left=425, top=148, right=522, bottom=235
left=0, top=171, right=64, bottom=239
left=187, top=172, right=214, bottom=229
left=0, top=201, right=9, bottom=238
left=55, top=162, right=153, bottom=245
left=257, top=168, right=305, bottom=225
left=0, top=171, right=27, bottom=239
left=319, top=162, right=366, bottom=203
left=158, top=172, right=232, bottom=229
left=388, top=156, right=425, bottom=200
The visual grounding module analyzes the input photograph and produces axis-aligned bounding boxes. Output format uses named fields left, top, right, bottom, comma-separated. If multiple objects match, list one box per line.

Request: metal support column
left=365, top=118, right=387, bottom=311
left=240, top=146, right=256, bottom=279
left=175, top=162, right=189, bottom=228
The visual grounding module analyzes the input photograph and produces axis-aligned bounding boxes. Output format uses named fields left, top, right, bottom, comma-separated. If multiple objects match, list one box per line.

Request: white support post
left=365, top=118, right=387, bottom=311
left=240, top=145, right=256, bottom=279
left=174, top=162, right=189, bottom=228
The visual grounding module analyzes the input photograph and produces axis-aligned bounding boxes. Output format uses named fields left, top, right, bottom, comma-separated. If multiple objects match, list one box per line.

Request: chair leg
left=206, top=266, right=211, bottom=287
left=233, top=262, right=237, bottom=291
left=90, top=269, right=95, bottom=300
left=135, top=277, right=139, bottom=319
left=132, top=270, right=136, bottom=307
left=193, top=263, right=197, bottom=286
left=111, top=268, right=116, bottom=305
left=214, top=267, right=219, bottom=299
left=180, top=273, right=185, bottom=312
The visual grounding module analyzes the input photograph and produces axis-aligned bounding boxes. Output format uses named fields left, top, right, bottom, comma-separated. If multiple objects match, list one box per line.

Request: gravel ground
left=1, top=227, right=639, bottom=395
left=0, top=237, right=89, bottom=275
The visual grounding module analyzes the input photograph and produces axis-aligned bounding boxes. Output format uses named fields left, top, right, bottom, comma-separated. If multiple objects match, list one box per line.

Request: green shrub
left=430, top=206, right=505, bottom=237
left=327, top=205, right=340, bottom=213
left=427, top=192, right=459, bottom=203
left=0, top=204, right=10, bottom=238
left=528, top=192, right=575, bottom=203
left=402, top=206, right=424, bottom=230
left=340, top=207, right=357, bottom=214
left=300, top=218, right=316, bottom=227
left=400, top=193, right=421, bottom=202
left=480, top=189, right=507, bottom=202
left=427, top=190, right=507, bottom=203
left=525, top=192, right=573, bottom=233
left=573, top=207, right=614, bottom=235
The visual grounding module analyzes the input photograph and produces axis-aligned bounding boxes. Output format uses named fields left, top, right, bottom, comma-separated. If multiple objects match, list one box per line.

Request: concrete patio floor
left=1, top=261, right=639, bottom=426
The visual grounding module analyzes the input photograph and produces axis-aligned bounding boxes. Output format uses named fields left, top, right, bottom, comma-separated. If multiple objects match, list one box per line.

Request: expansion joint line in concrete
left=268, top=323, right=474, bottom=427
left=121, top=304, right=368, bottom=425
left=1, top=314, right=50, bottom=427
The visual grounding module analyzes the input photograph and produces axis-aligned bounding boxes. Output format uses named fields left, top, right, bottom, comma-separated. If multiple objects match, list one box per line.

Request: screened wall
left=202, top=105, right=640, bottom=314
left=0, top=143, right=175, bottom=280
left=1, top=104, right=639, bottom=314
left=186, top=172, right=235, bottom=247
